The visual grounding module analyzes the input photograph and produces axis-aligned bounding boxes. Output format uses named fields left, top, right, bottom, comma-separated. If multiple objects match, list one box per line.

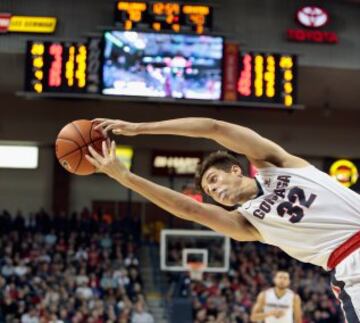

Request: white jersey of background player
left=88, top=117, right=360, bottom=322
left=251, top=271, right=301, bottom=323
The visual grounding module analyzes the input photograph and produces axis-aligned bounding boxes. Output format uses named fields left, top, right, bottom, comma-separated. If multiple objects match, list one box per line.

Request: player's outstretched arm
left=85, top=141, right=260, bottom=242
left=93, top=117, right=308, bottom=168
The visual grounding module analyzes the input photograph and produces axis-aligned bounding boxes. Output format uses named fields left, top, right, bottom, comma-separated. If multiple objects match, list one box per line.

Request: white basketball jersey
left=239, top=165, right=360, bottom=269
left=264, top=288, right=294, bottom=323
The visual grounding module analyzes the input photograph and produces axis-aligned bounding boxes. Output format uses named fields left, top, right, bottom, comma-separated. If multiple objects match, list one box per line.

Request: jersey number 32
left=277, top=187, right=317, bottom=223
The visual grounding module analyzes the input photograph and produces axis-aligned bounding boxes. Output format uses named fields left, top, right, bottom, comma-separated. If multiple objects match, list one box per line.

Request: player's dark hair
left=275, top=270, right=290, bottom=277
left=195, top=150, right=242, bottom=193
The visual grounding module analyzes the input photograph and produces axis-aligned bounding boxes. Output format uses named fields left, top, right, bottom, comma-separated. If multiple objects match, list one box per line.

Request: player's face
left=201, top=165, right=243, bottom=206
left=274, top=272, right=290, bottom=289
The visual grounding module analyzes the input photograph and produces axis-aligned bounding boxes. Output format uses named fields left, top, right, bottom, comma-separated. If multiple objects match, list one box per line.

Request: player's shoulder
left=286, top=288, right=296, bottom=295
left=256, top=290, right=267, bottom=302
left=281, top=155, right=310, bottom=168
left=293, top=292, right=301, bottom=301
left=287, top=289, right=301, bottom=299
left=260, top=288, right=275, bottom=300
left=257, top=161, right=317, bottom=175
left=261, top=287, right=273, bottom=295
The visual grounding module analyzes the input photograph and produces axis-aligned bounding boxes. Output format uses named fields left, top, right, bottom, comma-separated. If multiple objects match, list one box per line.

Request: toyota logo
left=296, top=6, right=329, bottom=28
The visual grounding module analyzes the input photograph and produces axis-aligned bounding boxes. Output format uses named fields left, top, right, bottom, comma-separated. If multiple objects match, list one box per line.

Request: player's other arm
left=293, top=294, right=302, bottom=323
left=250, top=291, right=266, bottom=322
left=94, top=117, right=308, bottom=168
left=86, top=141, right=260, bottom=242
left=250, top=292, right=273, bottom=322
left=124, top=173, right=259, bottom=242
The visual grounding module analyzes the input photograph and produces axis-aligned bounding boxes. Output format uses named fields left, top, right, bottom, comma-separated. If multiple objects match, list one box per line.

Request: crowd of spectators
left=0, top=207, right=343, bottom=323
left=172, top=241, right=342, bottom=323
left=0, top=208, right=154, bottom=323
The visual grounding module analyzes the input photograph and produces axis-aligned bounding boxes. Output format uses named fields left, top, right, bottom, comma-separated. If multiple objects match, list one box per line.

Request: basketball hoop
left=186, top=262, right=205, bottom=281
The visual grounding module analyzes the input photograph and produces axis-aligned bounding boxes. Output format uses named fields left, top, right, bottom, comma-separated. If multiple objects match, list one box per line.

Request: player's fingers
left=92, top=118, right=107, bottom=123
left=85, top=154, right=101, bottom=169
left=112, top=129, right=122, bottom=134
left=104, top=124, right=117, bottom=133
left=93, top=121, right=108, bottom=130
left=88, top=145, right=104, bottom=162
left=92, top=121, right=104, bottom=129
left=92, top=118, right=109, bottom=127
left=102, top=140, right=110, bottom=158
left=94, top=120, right=112, bottom=130
left=110, top=140, right=116, bottom=160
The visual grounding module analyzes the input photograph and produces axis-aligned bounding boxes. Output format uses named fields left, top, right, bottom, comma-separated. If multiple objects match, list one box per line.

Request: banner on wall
left=152, top=150, right=203, bottom=177
left=0, top=14, right=57, bottom=34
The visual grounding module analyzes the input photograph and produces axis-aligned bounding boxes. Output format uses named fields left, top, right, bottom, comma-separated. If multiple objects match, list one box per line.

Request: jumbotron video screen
left=101, top=31, right=224, bottom=100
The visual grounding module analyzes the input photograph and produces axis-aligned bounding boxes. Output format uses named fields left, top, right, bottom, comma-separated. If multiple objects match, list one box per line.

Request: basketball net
left=186, top=262, right=205, bottom=281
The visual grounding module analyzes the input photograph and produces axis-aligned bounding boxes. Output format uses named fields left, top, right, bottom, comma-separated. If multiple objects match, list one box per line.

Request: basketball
left=55, top=119, right=107, bottom=175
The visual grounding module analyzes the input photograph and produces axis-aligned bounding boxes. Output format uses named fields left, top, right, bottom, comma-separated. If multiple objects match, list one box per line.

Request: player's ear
left=231, top=165, right=242, bottom=176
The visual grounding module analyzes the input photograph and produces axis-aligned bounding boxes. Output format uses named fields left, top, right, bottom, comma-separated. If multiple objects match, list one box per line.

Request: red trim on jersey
left=327, top=231, right=360, bottom=270
left=331, top=284, right=341, bottom=299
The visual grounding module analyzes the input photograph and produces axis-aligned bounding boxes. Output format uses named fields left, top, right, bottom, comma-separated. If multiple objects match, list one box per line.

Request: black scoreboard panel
left=237, top=52, right=297, bottom=107
left=25, top=39, right=103, bottom=94
left=114, top=1, right=213, bottom=34
left=25, top=41, right=87, bottom=94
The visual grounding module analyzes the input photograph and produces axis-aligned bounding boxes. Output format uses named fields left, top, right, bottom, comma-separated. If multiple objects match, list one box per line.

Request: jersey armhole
left=240, top=210, right=267, bottom=243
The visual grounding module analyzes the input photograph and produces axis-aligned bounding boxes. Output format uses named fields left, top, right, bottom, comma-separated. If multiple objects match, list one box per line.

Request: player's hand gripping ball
left=55, top=119, right=108, bottom=175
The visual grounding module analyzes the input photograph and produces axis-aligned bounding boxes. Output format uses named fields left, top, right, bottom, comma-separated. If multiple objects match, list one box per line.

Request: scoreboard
left=237, top=52, right=297, bottom=107
left=25, top=38, right=104, bottom=95
left=23, top=38, right=299, bottom=109
left=25, top=41, right=88, bottom=94
left=114, top=1, right=213, bottom=34
left=21, top=1, right=302, bottom=109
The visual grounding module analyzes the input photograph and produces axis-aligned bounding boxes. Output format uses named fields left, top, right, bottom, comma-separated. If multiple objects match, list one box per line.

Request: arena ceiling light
left=0, top=145, right=39, bottom=169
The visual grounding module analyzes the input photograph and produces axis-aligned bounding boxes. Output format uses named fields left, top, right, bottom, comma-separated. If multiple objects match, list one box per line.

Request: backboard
left=160, top=229, right=230, bottom=273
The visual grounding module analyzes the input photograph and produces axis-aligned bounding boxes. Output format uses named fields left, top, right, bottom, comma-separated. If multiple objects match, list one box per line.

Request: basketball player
left=87, top=117, right=360, bottom=322
left=250, top=271, right=302, bottom=323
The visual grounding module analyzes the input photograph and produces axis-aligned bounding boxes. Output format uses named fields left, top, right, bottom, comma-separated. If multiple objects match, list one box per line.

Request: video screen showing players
left=102, top=31, right=223, bottom=100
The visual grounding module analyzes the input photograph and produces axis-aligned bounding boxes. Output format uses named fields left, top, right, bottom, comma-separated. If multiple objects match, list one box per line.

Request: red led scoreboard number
left=25, top=41, right=88, bottom=93
left=237, top=52, right=297, bottom=107
left=114, top=1, right=213, bottom=34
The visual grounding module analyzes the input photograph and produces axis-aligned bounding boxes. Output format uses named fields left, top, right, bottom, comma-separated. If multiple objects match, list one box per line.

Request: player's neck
left=274, top=287, right=287, bottom=298
left=237, top=177, right=258, bottom=204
